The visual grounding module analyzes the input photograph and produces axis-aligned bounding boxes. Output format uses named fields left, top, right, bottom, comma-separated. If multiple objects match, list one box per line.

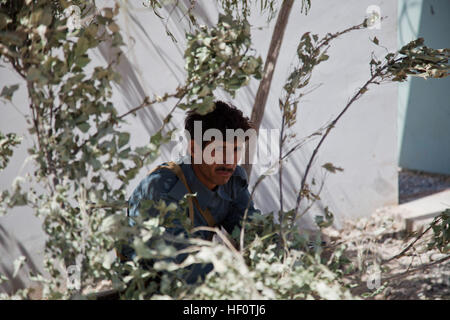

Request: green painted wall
left=398, top=0, right=450, bottom=175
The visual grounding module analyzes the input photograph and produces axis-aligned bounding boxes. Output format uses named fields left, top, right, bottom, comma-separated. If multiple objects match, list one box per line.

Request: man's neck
left=190, top=163, right=217, bottom=191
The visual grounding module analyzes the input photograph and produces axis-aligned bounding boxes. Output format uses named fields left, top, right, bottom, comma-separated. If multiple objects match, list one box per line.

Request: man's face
left=190, top=139, right=243, bottom=189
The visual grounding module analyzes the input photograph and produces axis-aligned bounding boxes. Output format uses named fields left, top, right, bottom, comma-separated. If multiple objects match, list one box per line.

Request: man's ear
left=190, top=139, right=204, bottom=164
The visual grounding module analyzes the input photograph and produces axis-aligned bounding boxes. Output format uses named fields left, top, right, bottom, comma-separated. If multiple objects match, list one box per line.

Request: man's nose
left=223, top=150, right=237, bottom=165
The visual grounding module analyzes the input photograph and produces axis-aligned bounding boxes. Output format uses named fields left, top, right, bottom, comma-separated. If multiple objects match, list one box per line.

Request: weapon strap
left=148, top=161, right=217, bottom=228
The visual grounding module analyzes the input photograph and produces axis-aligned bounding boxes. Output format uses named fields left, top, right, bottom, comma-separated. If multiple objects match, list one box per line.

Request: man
left=122, top=101, right=260, bottom=283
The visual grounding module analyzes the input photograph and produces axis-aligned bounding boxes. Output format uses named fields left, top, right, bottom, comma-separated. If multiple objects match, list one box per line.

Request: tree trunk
left=243, top=0, right=294, bottom=179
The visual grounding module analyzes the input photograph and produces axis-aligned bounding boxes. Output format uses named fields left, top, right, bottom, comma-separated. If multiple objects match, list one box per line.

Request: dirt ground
left=322, top=205, right=449, bottom=300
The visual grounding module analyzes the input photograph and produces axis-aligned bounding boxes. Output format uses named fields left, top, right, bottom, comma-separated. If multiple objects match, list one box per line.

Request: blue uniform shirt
left=123, top=159, right=260, bottom=283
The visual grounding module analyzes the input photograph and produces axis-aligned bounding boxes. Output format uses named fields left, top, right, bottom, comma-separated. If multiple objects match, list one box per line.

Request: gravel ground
left=399, top=168, right=450, bottom=204
left=322, top=179, right=450, bottom=300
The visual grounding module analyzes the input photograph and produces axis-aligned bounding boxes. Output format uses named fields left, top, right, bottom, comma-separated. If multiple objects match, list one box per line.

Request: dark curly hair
left=185, top=101, right=253, bottom=148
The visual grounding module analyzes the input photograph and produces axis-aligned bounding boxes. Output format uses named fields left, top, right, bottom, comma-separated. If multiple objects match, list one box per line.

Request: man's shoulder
left=139, top=162, right=180, bottom=195
left=128, top=162, right=181, bottom=217
left=231, top=165, right=249, bottom=185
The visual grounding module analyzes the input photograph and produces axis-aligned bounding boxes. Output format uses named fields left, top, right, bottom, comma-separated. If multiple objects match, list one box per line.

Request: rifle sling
left=148, top=161, right=217, bottom=228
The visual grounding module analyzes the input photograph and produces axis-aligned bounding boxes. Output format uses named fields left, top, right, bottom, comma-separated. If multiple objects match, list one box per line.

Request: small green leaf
left=27, top=67, right=47, bottom=84
left=318, top=53, right=329, bottom=62
left=0, top=84, right=19, bottom=101
left=75, top=37, right=90, bottom=57
left=322, top=162, right=344, bottom=173
left=118, top=132, right=130, bottom=149
left=315, top=207, right=334, bottom=228
left=75, top=55, right=90, bottom=68
left=91, top=157, right=102, bottom=171
left=77, top=122, right=90, bottom=133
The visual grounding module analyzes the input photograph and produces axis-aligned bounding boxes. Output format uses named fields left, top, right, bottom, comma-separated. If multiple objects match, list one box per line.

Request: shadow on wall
left=0, top=224, right=41, bottom=295
left=398, top=0, right=450, bottom=175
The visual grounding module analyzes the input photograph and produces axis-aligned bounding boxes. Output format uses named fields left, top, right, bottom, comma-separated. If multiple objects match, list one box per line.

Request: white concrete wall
left=0, top=0, right=399, bottom=292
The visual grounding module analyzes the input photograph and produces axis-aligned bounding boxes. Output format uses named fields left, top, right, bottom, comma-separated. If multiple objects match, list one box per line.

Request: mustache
left=215, top=167, right=234, bottom=172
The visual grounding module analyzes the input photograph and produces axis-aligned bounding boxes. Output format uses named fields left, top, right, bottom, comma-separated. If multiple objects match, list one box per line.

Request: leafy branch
left=292, top=37, right=449, bottom=223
